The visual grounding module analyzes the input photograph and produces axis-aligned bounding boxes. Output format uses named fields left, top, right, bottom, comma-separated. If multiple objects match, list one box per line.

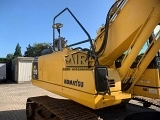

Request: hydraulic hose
left=96, top=0, right=124, bottom=57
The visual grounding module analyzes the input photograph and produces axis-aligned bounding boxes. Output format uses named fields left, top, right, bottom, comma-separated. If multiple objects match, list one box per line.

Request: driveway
left=0, top=81, right=160, bottom=120
left=0, top=82, right=63, bottom=120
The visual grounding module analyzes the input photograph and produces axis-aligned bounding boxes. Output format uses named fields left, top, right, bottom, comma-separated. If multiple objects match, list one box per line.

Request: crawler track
left=26, top=96, right=99, bottom=120
left=26, top=96, right=160, bottom=120
left=133, top=96, right=160, bottom=107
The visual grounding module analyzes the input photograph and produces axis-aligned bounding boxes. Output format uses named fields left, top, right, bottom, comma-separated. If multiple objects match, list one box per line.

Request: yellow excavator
left=26, top=0, right=160, bottom=119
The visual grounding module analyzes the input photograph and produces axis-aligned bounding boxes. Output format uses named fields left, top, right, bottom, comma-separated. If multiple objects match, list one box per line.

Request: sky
left=0, top=0, right=115, bottom=58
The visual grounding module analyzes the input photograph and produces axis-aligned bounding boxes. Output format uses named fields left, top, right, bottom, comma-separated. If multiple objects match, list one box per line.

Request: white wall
left=0, top=63, right=6, bottom=80
left=12, top=57, right=34, bottom=83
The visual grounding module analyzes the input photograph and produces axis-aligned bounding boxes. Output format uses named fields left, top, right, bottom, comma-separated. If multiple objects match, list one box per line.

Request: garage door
left=18, top=61, right=32, bottom=82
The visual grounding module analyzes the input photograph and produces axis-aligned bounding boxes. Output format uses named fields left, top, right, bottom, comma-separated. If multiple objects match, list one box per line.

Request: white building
left=12, top=57, right=34, bottom=83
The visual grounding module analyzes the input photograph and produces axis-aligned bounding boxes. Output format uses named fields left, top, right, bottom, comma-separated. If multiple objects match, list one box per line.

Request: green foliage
left=6, top=53, right=14, bottom=60
left=24, top=43, right=51, bottom=57
left=0, top=58, right=8, bottom=63
left=6, top=53, right=14, bottom=62
left=13, top=43, right=22, bottom=58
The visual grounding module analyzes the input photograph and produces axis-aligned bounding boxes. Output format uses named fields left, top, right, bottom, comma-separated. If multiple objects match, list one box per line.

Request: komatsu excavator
left=26, top=0, right=160, bottom=119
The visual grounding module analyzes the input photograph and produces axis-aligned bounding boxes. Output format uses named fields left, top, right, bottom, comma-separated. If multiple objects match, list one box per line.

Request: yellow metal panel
left=38, top=56, right=43, bottom=80
left=32, top=79, right=131, bottom=109
left=136, top=69, right=160, bottom=87
left=133, top=86, right=160, bottom=99
left=63, top=70, right=96, bottom=94
left=108, top=68, right=121, bottom=91
left=33, top=48, right=132, bottom=109
left=62, top=68, right=124, bottom=94
left=39, top=51, right=66, bottom=85
left=95, top=0, right=160, bottom=66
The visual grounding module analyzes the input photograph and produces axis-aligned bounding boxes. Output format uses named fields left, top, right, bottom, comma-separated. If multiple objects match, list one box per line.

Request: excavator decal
left=64, top=79, right=84, bottom=87
left=65, top=52, right=93, bottom=67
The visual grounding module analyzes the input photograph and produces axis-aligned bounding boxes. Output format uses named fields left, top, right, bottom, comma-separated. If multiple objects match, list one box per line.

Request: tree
left=24, top=44, right=32, bottom=57
left=24, top=43, right=51, bottom=57
left=13, top=43, right=22, bottom=58
left=6, top=53, right=14, bottom=60
left=0, top=58, right=7, bottom=63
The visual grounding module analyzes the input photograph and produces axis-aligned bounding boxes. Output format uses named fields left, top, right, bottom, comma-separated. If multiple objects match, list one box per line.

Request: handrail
left=52, top=8, right=96, bottom=57
left=66, top=39, right=90, bottom=48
